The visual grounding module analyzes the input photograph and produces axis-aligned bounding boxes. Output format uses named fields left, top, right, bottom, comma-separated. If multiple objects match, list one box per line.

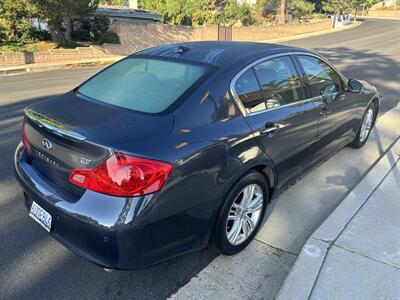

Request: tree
left=279, top=0, right=285, bottom=24
left=216, top=0, right=255, bottom=26
left=0, top=0, right=37, bottom=43
left=32, top=0, right=99, bottom=44
left=139, top=0, right=258, bottom=26
left=322, top=0, right=354, bottom=14
left=253, top=0, right=280, bottom=24
left=139, top=0, right=216, bottom=25
left=287, top=0, right=315, bottom=20
left=90, top=14, right=109, bottom=42
left=99, top=0, right=127, bottom=5
left=323, top=0, right=356, bottom=28
left=307, top=0, right=323, bottom=12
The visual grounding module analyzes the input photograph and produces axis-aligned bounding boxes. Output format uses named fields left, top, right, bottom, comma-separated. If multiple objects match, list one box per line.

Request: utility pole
left=280, top=0, right=286, bottom=24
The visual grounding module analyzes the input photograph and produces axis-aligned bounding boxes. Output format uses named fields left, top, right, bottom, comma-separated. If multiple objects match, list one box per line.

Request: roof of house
left=96, top=4, right=162, bottom=21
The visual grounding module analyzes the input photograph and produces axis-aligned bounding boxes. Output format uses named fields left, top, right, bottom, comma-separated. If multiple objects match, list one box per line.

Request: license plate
left=29, top=201, right=52, bottom=232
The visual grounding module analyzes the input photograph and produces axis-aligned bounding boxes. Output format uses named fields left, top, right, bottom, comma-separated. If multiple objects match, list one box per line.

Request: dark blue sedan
left=14, top=42, right=379, bottom=270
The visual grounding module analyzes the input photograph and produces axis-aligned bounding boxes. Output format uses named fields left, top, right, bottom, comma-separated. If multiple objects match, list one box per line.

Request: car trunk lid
left=23, top=92, right=174, bottom=196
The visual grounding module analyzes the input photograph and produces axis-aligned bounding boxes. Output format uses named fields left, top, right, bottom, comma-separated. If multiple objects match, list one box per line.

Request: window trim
left=230, top=52, right=347, bottom=117
left=254, top=55, right=306, bottom=108
left=294, top=54, right=346, bottom=96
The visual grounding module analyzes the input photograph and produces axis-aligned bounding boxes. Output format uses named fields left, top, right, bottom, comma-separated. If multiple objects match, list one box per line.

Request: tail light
left=69, top=153, right=173, bottom=197
left=22, top=119, right=32, bottom=154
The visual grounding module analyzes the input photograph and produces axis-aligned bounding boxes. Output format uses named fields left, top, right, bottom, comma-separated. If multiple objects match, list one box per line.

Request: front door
left=295, top=55, right=356, bottom=161
left=233, top=55, right=320, bottom=188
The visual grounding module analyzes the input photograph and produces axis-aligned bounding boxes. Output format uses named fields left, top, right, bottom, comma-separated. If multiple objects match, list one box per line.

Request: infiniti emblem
left=42, top=138, right=53, bottom=150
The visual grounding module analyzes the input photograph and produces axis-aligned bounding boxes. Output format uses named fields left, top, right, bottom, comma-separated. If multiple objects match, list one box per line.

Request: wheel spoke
left=228, top=219, right=242, bottom=243
left=228, top=214, right=239, bottom=221
left=243, top=215, right=256, bottom=234
left=241, top=184, right=255, bottom=209
left=231, top=202, right=242, bottom=211
left=242, top=218, right=250, bottom=237
left=245, top=195, right=263, bottom=214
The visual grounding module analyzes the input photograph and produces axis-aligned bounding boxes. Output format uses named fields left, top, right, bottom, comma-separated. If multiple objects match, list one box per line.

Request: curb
left=260, top=21, right=361, bottom=43
left=276, top=131, right=400, bottom=299
left=0, top=56, right=124, bottom=76
left=360, top=15, right=400, bottom=20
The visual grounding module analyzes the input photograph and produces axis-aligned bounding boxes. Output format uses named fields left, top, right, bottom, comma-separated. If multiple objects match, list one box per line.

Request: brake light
left=22, top=119, right=32, bottom=154
left=69, top=153, right=173, bottom=197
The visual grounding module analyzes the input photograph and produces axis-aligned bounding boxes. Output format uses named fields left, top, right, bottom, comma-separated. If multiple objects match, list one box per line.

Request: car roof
left=136, top=41, right=312, bottom=67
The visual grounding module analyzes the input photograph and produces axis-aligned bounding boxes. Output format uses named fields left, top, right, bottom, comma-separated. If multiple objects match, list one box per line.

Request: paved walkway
left=278, top=137, right=400, bottom=299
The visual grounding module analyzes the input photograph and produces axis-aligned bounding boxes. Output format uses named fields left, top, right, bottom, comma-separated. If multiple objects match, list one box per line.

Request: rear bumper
left=14, top=143, right=213, bottom=270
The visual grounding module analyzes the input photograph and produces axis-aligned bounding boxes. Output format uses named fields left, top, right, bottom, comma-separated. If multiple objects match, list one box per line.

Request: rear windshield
left=77, top=57, right=207, bottom=113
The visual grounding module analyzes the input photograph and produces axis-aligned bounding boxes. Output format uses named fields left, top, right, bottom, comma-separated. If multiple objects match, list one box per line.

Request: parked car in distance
left=14, top=41, right=379, bottom=270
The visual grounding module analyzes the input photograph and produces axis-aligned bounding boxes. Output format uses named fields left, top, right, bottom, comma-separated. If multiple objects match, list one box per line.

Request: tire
left=211, top=170, right=268, bottom=255
left=348, top=103, right=376, bottom=149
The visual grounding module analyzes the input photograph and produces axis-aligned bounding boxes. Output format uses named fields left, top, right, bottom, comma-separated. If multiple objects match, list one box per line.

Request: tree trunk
left=333, top=10, right=341, bottom=29
left=47, top=18, right=67, bottom=45
left=63, top=17, right=72, bottom=42
left=280, top=0, right=286, bottom=24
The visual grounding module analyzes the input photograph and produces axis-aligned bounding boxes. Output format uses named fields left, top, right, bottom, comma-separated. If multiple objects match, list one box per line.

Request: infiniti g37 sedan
left=14, top=41, right=379, bottom=270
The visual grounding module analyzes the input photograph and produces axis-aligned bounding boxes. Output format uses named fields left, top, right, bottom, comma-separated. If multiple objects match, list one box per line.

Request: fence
left=0, top=46, right=114, bottom=67
left=105, top=19, right=331, bottom=55
left=1, top=19, right=332, bottom=66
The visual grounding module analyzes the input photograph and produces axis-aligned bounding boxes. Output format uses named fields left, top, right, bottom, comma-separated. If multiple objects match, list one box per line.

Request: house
left=71, top=1, right=161, bottom=40
left=95, top=3, right=162, bottom=24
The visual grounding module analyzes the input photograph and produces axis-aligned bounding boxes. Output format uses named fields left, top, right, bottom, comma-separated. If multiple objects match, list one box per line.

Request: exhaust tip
left=104, top=268, right=114, bottom=273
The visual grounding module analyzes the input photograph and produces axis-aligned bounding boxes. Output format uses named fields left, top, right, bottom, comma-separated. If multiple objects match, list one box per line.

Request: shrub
left=90, top=14, right=110, bottom=43
left=96, top=31, right=119, bottom=45
left=0, top=42, right=38, bottom=53
left=28, top=28, right=52, bottom=42
left=313, top=13, right=328, bottom=19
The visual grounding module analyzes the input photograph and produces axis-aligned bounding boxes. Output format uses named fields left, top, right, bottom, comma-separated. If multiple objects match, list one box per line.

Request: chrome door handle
left=259, top=123, right=284, bottom=136
left=319, top=109, right=332, bottom=117
left=260, top=126, right=279, bottom=134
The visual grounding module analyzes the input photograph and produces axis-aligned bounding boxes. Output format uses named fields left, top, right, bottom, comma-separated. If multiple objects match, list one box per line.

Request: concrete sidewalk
left=278, top=138, right=400, bottom=299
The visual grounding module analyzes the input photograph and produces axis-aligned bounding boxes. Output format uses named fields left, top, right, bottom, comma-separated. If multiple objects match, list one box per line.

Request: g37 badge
left=80, top=157, right=91, bottom=166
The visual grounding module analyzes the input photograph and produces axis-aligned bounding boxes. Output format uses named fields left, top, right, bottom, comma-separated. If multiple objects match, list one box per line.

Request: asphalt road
left=0, top=18, right=399, bottom=300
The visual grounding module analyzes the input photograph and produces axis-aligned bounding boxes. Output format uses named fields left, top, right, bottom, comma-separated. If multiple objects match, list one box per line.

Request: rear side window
left=78, top=58, right=207, bottom=113
left=298, top=55, right=343, bottom=98
left=234, top=69, right=264, bottom=112
left=253, top=56, right=304, bottom=110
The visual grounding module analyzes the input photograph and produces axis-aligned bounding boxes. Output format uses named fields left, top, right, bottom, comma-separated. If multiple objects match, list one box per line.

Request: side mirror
left=348, top=79, right=362, bottom=93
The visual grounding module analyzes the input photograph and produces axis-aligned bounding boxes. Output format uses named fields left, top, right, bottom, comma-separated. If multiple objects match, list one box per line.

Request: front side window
left=254, top=56, right=304, bottom=110
left=78, top=58, right=207, bottom=113
left=298, top=55, right=343, bottom=98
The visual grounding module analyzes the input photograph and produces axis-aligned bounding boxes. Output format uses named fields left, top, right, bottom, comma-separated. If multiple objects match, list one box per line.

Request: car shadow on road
left=0, top=94, right=218, bottom=300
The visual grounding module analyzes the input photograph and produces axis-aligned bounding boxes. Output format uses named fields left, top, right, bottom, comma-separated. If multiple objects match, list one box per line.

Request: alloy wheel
left=225, top=184, right=264, bottom=245
left=359, top=108, right=374, bottom=142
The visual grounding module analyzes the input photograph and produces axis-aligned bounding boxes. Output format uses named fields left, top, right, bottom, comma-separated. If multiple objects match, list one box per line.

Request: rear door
left=233, top=54, right=320, bottom=188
